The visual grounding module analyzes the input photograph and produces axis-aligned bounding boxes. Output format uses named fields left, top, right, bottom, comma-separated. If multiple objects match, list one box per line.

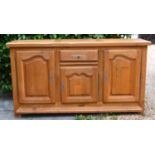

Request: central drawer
left=60, top=49, right=98, bottom=62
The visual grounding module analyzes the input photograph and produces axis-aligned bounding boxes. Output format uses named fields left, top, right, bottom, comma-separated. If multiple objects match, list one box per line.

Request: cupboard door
left=104, top=48, right=141, bottom=102
left=61, top=66, right=98, bottom=103
left=16, top=48, right=55, bottom=104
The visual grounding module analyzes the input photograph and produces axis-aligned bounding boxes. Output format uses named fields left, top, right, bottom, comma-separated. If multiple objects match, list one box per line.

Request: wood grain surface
left=8, top=39, right=150, bottom=115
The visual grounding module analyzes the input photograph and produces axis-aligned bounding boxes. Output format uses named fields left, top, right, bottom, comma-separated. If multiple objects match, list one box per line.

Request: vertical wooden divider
left=55, top=48, right=61, bottom=105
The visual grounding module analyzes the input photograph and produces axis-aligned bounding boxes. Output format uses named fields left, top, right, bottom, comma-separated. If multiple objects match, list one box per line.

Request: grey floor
left=1, top=45, right=155, bottom=120
left=0, top=96, right=75, bottom=120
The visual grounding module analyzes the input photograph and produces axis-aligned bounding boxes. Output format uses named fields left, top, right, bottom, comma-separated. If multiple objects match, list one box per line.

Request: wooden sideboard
left=7, top=39, right=151, bottom=116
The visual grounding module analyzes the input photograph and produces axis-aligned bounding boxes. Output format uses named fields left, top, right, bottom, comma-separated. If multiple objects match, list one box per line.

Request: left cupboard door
left=16, top=48, right=55, bottom=104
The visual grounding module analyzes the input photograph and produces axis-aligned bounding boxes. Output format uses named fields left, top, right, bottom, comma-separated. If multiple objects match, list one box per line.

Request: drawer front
left=60, top=49, right=98, bottom=62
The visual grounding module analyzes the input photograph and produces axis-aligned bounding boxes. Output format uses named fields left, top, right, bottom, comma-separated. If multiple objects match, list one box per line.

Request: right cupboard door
left=104, top=48, right=141, bottom=103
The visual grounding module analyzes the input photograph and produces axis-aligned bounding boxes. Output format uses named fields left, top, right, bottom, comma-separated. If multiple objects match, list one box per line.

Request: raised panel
left=68, top=73, right=91, bottom=96
left=16, top=48, right=55, bottom=104
left=24, top=57, right=49, bottom=96
left=104, top=48, right=141, bottom=102
left=61, top=66, right=98, bottom=103
left=111, top=56, right=134, bottom=95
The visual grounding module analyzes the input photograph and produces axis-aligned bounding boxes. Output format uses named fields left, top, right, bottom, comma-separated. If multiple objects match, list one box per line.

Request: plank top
left=6, top=39, right=151, bottom=48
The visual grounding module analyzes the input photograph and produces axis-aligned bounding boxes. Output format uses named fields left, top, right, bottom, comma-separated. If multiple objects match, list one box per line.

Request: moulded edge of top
left=6, top=39, right=152, bottom=48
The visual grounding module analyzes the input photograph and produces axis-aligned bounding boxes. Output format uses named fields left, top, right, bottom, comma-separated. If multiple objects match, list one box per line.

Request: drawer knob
left=72, top=54, right=83, bottom=59
left=77, top=55, right=81, bottom=59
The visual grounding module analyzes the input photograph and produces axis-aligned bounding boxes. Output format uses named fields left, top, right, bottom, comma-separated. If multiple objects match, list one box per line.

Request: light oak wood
left=10, top=48, right=19, bottom=115
left=139, top=47, right=148, bottom=110
left=61, top=66, right=98, bottom=103
left=15, top=48, right=55, bottom=104
left=7, top=39, right=151, bottom=115
left=104, top=48, right=141, bottom=102
left=6, top=39, right=151, bottom=47
left=60, top=49, right=98, bottom=62
left=16, top=103, right=143, bottom=114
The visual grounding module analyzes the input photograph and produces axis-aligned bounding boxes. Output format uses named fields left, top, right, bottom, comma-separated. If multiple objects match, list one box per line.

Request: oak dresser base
left=7, top=39, right=151, bottom=116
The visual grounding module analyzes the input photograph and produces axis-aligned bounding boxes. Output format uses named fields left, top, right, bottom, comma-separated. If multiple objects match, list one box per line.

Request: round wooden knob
left=77, top=55, right=81, bottom=59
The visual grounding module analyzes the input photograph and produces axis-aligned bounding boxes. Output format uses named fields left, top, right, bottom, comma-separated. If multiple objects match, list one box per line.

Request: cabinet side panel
left=10, top=48, right=19, bottom=114
left=139, top=47, right=147, bottom=110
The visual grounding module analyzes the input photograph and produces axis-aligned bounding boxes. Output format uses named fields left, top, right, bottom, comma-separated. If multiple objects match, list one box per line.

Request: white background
left=1, top=0, right=155, bottom=155
left=1, top=0, right=155, bottom=34
left=0, top=121, right=155, bottom=155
